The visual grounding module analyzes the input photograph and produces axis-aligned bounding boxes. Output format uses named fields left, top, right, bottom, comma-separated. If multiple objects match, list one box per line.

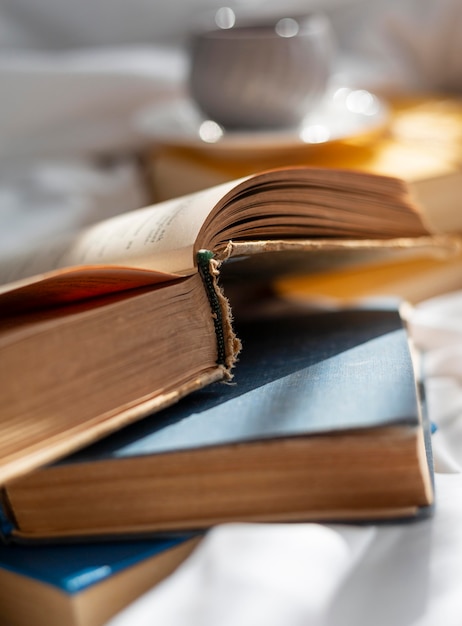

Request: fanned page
left=0, top=166, right=445, bottom=311
left=195, top=168, right=430, bottom=251
left=0, top=179, right=239, bottom=306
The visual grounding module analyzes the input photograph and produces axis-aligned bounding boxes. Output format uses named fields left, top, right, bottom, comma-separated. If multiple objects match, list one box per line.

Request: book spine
left=196, top=249, right=241, bottom=377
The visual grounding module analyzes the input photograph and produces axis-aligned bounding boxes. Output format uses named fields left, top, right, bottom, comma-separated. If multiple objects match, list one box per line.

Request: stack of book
left=1, top=162, right=459, bottom=624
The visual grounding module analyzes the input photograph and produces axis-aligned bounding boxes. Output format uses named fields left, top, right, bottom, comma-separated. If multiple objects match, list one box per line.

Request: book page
left=0, top=266, right=185, bottom=313
left=0, top=179, right=239, bottom=292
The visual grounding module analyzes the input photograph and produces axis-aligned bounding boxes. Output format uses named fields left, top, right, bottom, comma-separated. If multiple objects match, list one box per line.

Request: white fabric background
left=0, top=1, right=462, bottom=624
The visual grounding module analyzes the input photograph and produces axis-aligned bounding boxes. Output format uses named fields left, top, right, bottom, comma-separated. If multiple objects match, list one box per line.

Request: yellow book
left=276, top=254, right=462, bottom=306
left=146, top=96, right=462, bottom=234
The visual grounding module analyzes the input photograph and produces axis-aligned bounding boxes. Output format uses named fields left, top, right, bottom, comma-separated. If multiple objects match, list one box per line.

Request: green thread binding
left=197, top=250, right=227, bottom=367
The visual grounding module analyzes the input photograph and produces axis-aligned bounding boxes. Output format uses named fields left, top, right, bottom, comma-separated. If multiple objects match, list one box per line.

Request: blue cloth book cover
left=0, top=534, right=198, bottom=626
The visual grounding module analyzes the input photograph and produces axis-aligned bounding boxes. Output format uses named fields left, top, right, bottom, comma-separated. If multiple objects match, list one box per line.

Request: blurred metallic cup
left=189, top=12, right=334, bottom=130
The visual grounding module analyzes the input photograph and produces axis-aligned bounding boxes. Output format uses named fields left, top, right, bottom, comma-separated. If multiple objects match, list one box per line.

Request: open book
left=0, top=167, right=457, bottom=488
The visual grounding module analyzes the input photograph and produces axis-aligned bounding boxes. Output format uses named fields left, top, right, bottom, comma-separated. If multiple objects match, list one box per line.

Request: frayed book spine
left=197, top=249, right=241, bottom=377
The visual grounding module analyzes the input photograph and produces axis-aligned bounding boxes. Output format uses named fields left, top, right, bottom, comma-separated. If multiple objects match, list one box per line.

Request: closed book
left=0, top=304, right=434, bottom=541
left=0, top=535, right=198, bottom=626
